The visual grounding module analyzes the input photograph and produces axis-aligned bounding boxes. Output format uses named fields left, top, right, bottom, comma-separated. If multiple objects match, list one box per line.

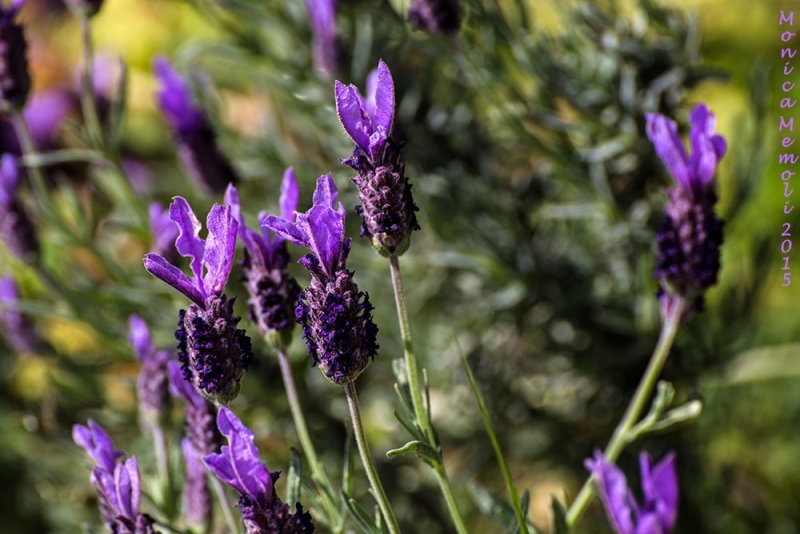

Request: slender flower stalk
left=344, top=381, right=400, bottom=534
left=566, top=298, right=684, bottom=527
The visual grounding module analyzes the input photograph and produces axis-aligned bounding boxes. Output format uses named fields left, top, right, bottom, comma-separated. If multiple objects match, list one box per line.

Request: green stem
left=11, top=113, right=52, bottom=210
left=389, top=254, right=468, bottom=534
left=210, top=474, right=241, bottom=534
left=79, top=16, right=104, bottom=149
left=344, top=380, right=400, bottom=534
left=276, top=345, right=341, bottom=529
left=459, top=350, right=528, bottom=534
left=565, top=298, right=685, bottom=528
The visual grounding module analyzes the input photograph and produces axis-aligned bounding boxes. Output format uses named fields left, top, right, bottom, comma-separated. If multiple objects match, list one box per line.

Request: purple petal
left=149, top=202, right=179, bottom=255
left=153, top=56, right=204, bottom=134
left=304, top=205, right=344, bottom=276
left=167, top=360, right=204, bottom=408
left=312, top=173, right=338, bottom=209
left=280, top=167, right=299, bottom=222
left=73, top=420, right=124, bottom=473
left=227, top=184, right=270, bottom=261
left=640, top=452, right=678, bottom=532
left=261, top=214, right=308, bottom=248
left=335, top=80, right=371, bottom=152
left=586, top=450, right=635, bottom=534
left=633, top=513, right=661, bottom=534
left=128, top=315, right=154, bottom=362
left=372, top=59, right=395, bottom=134
left=688, top=104, right=723, bottom=188
left=144, top=254, right=204, bottom=306
left=169, top=197, right=206, bottom=286
left=114, top=458, right=134, bottom=519
left=0, top=154, right=19, bottom=206
left=645, top=113, right=689, bottom=191
left=202, top=204, right=237, bottom=298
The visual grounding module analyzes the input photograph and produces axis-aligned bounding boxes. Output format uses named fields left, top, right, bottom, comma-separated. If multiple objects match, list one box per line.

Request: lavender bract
left=0, top=275, right=40, bottom=353
left=263, top=174, right=379, bottom=384
left=129, top=315, right=171, bottom=426
left=0, top=153, right=38, bottom=259
left=335, top=60, right=419, bottom=256
left=305, top=0, right=342, bottom=76
left=153, top=56, right=238, bottom=195
left=225, top=172, right=301, bottom=344
left=0, top=0, right=30, bottom=112
left=73, top=421, right=158, bottom=533
left=586, top=450, right=678, bottom=534
left=646, top=103, right=726, bottom=319
left=144, top=197, right=252, bottom=403
left=408, top=0, right=462, bottom=35
left=203, top=407, right=315, bottom=534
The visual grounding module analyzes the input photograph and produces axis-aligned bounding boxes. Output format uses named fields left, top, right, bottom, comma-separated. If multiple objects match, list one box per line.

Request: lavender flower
left=263, top=174, right=378, bottom=384
left=305, top=0, right=342, bottom=76
left=224, top=171, right=301, bottom=344
left=181, top=437, right=213, bottom=529
left=0, top=275, right=40, bottom=353
left=585, top=451, right=678, bottom=534
left=646, top=103, right=726, bottom=318
left=23, top=89, right=74, bottom=150
left=408, top=0, right=462, bottom=35
left=129, top=315, right=171, bottom=426
left=168, top=360, right=221, bottom=458
left=203, top=407, right=314, bottom=534
left=154, top=56, right=238, bottom=195
left=73, top=421, right=158, bottom=533
left=335, top=60, right=419, bottom=255
left=149, top=201, right=180, bottom=262
left=0, top=0, right=30, bottom=112
left=0, top=153, right=38, bottom=259
left=144, top=197, right=252, bottom=403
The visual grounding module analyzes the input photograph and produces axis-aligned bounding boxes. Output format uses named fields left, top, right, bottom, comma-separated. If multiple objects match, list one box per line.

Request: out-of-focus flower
left=153, top=56, right=238, bottom=195
left=305, top=0, right=342, bottom=76
left=181, top=437, right=213, bottom=529
left=0, top=275, right=41, bottom=353
left=646, top=103, right=726, bottom=319
left=144, top=197, right=252, bottom=403
left=335, top=60, right=419, bottom=255
left=0, top=153, right=38, bottom=259
left=23, top=89, right=75, bottom=150
left=129, top=315, right=171, bottom=427
left=73, top=421, right=158, bottom=533
left=0, top=0, right=30, bottom=112
left=148, top=201, right=179, bottom=261
left=585, top=450, right=678, bottom=534
left=225, top=171, right=300, bottom=344
left=203, top=407, right=315, bottom=534
left=408, top=0, right=462, bottom=35
left=168, top=360, right=221, bottom=458
left=263, top=174, right=378, bottom=384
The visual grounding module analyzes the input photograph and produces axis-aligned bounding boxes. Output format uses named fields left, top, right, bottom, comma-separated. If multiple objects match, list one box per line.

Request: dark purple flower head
left=226, top=171, right=301, bottom=339
left=0, top=153, right=38, bottom=259
left=0, top=0, right=30, bottom=112
left=646, top=103, right=726, bottom=318
left=204, top=407, right=314, bottom=534
left=168, top=360, right=221, bottom=457
left=586, top=451, right=678, bottom=534
left=129, top=315, right=171, bottom=426
left=181, top=437, right=213, bottom=529
left=73, top=421, right=158, bottom=533
left=263, top=175, right=379, bottom=384
left=149, top=201, right=180, bottom=261
left=153, top=56, right=238, bottom=195
left=305, top=0, right=342, bottom=77
left=145, top=197, right=252, bottom=403
left=408, top=0, right=462, bottom=35
left=336, top=61, right=419, bottom=255
left=0, top=275, right=40, bottom=353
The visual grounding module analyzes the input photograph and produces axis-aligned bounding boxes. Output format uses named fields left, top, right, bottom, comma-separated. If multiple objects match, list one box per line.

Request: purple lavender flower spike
left=225, top=174, right=301, bottom=344
left=0, top=275, right=41, bottom=353
left=0, top=0, right=30, bottom=112
left=335, top=60, right=419, bottom=256
left=0, top=153, right=38, bottom=259
left=181, top=437, right=213, bottom=529
left=203, top=407, right=315, bottom=534
left=408, top=0, right=462, bottom=34
left=646, top=103, right=726, bottom=319
left=305, top=0, right=342, bottom=77
left=73, top=421, right=158, bottom=533
left=168, top=360, right=221, bottom=457
left=263, top=174, right=379, bottom=384
left=585, top=450, right=678, bottom=534
left=144, top=196, right=252, bottom=403
left=153, top=56, right=238, bottom=195
left=129, top=315, right=171, bottom=426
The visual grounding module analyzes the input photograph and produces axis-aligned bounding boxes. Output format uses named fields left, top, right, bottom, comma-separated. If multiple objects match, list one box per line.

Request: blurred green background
left=1, top=0, right=798, bottom=532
